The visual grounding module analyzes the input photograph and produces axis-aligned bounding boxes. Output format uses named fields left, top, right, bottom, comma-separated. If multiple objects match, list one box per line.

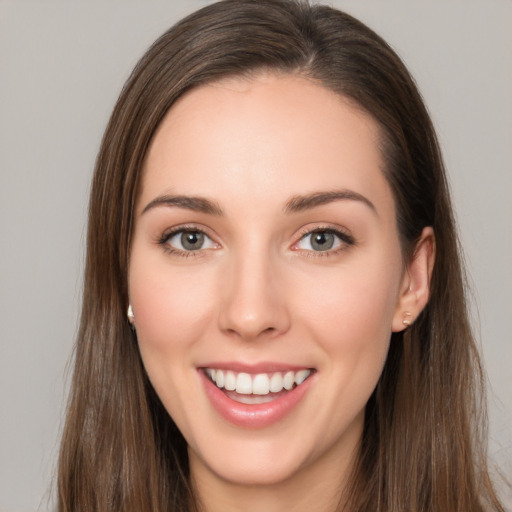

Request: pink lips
left=199, top=364, right=314, bottom=428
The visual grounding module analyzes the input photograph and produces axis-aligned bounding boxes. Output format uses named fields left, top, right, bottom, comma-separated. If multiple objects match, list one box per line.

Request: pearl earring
left=127, top=304, right=135, bottom=324
left=402, top=311, right=412, bottom=326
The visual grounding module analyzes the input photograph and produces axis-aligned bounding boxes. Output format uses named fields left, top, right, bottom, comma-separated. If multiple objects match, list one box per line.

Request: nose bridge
left=218, top=240, right=289, bottom=340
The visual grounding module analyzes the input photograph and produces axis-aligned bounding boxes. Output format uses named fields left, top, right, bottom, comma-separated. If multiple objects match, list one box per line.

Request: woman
left=57, top=1, right=506, bottom=510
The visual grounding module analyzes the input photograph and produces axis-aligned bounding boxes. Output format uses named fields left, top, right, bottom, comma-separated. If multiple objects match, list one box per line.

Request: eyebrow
left=141, top=194, right=224, bottom=216
left=141, top=189, right=376, bottom=217
left=284, top=190, right=377, bottom=215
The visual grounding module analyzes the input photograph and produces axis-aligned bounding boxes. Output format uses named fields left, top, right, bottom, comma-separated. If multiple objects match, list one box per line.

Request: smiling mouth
left=203, top=368, right=313, bottom=404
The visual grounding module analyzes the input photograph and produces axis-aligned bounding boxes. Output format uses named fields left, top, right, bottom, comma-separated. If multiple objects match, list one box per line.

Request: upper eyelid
left=157, top=222, right=354, bottom=248
left=158, top=226, right=219, bottom=256
left=157, top=225, right=218, bottom=252
left=291, top=224, right=355, bottom=249
left=160, top=224, right=216, bottom=240
left=295, top=223, right=353, bottom=240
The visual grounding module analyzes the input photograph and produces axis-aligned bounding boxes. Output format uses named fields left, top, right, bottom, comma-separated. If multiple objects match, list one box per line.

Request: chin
left=190, top=447, right=308, bottom=487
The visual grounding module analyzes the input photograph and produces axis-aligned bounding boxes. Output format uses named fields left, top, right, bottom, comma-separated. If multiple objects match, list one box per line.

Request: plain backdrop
left=0, top=1, right=511, bottom=511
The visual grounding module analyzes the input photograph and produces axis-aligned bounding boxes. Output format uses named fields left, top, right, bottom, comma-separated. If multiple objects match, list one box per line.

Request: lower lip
left=200, top=370, right=314, bottom=428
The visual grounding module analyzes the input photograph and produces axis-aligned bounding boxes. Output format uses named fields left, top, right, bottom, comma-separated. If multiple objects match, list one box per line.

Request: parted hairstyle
left=57, top=1, right=505, bottom=511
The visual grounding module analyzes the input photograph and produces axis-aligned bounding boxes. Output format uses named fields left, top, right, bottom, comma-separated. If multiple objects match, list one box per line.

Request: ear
left=392, top=227, right=435, bottom=332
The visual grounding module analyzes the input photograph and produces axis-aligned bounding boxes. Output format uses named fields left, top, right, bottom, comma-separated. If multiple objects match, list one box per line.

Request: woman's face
left=129, top=74, right=411, bottom=488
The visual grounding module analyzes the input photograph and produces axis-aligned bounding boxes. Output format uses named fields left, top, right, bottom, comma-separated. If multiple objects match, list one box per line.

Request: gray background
left=0, top=1, right=510, bottom=511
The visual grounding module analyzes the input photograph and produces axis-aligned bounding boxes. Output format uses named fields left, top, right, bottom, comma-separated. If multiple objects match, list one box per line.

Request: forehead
left=140, top=73, right=393, bottom=217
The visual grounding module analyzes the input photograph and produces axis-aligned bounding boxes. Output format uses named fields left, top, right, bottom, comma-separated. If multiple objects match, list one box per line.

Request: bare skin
left=128, top=73, right=434, bottom=512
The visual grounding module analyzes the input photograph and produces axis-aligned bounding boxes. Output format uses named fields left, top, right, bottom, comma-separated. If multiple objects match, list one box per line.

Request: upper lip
left=198, top=361, right=313, bottom=374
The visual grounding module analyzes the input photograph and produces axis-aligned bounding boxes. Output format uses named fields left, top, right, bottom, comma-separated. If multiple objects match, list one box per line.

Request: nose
left=218, top=249, right=291, bottom=341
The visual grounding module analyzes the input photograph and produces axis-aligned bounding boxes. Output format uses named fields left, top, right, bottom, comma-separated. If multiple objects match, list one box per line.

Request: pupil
left=181, top=231, right=204, bottom=250
left=312, top=231, right=334, bottom=251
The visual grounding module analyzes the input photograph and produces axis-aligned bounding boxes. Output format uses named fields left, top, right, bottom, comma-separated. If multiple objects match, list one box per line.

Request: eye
left=294, top=228, right=354, bottom=253
left=162, top=228, right=218, bottom=253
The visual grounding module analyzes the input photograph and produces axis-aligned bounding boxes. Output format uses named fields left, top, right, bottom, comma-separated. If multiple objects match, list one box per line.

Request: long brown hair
left=57, top=1, right=505, bottom=510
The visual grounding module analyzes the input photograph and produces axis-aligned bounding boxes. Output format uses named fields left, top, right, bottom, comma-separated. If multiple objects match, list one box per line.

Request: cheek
left=300, top=262, right=398, bottom=331
left=128, top=252, right=222, bottom=415
left=129, top=258, right=217, bottom=354
left=294, top=254, right=401, bottom=377
left=128, top=253, right=220, bottom=423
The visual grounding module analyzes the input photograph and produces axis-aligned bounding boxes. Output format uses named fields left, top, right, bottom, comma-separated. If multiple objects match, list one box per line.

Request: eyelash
left=157, top=224, right=355, bottom=258
left=158, top=225, right=215, bottom=258
left=293, top=226, right=355, bottom=258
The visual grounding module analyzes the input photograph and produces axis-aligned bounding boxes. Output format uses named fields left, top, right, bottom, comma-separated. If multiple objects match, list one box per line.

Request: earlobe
left=392, top=227, right=435, bottom=332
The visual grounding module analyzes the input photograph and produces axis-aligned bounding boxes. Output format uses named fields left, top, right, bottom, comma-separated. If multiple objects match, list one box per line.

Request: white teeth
left=269, top=372, right=284, bottom=393
left=283, top=371, right=295, bottom=390
left=215, top=370, right=224, bottom=389
left=206, top=368, right=312, bottom=396
left=236, top=373, right=252, bottom=394
left=295, top=369, right=310, bottom=386
left=224, top=370, right=236, bottom=391
left=252, top=374, right=270, bottom=395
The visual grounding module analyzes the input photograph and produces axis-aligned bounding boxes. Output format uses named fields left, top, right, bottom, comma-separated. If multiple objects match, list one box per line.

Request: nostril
left=225, top=325, right=276, bottom=338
